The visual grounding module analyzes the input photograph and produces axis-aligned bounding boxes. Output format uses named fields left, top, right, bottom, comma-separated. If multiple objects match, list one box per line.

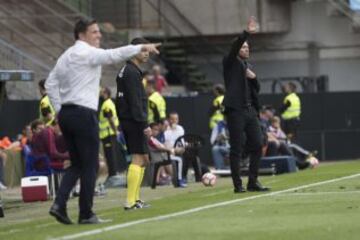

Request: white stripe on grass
left=52, top=173, right=360, bottom=240
left=277, top=190, right=360, bottom=197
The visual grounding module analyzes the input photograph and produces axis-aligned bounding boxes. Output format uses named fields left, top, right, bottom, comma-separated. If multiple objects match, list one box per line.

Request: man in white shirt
left=164, top=112, right=185, bottom=149
left=164, top=112, right=187, bottom=186
left=46, top=18, right=160, bottom=225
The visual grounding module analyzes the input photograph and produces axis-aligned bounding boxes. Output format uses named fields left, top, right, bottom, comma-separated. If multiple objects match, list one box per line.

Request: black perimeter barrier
left=1, top=92, right=360, bottom=163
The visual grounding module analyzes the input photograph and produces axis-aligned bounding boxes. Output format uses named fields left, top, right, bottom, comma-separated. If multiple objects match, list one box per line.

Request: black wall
left=1, top=92, right=360, bottom=163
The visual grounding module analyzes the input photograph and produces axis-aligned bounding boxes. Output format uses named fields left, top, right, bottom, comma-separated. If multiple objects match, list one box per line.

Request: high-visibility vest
left=209, top=95, right=224, bottom=129
left=39, top=95, right=55, bottom=126
left=99, top=98, right=119, bottom=139
left=281, top=93, right=301, bottom=120
left=148, top=91, right=166, bottom=123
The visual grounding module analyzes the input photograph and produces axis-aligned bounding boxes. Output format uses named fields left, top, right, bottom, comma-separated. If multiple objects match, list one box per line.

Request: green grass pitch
left=1, top=160, right=360, bottom=240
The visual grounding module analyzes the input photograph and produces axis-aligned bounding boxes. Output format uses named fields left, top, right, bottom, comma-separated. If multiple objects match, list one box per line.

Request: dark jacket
left=223, top=31, right=260, bottom=112
left=31, top=128, right=69, bottom=161
left=116, top=61, right=148, bottom=123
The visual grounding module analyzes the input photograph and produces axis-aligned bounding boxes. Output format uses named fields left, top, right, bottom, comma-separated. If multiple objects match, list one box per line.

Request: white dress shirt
left=164, top=124, right=185, bottom=148
left=45, top=40, right=142, bottom=112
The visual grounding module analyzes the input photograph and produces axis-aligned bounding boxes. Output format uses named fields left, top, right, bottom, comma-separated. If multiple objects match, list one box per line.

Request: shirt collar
left=127, top=60, right=143, bottom=75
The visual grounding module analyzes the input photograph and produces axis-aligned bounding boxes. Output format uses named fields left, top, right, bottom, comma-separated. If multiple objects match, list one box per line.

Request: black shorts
left=121, top=120, right=149, bottom=154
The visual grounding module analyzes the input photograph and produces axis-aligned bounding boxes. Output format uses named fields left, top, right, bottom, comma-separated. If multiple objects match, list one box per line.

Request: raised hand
left=141, top=43, right=162, bottom=54
left=247, top=16, right=259, bottom=34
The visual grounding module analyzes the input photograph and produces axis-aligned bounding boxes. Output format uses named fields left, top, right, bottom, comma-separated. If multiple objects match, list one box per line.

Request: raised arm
left=225, top=16, right=258, bottom=64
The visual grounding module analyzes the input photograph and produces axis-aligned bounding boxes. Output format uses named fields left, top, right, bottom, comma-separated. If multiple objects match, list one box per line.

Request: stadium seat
left=174, top=134, right=204, bottom=182
left=148, top=150, right=179, bottom=189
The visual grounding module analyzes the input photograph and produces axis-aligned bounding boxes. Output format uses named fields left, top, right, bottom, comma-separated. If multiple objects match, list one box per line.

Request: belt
left=61, top=104, right=96, bottom=113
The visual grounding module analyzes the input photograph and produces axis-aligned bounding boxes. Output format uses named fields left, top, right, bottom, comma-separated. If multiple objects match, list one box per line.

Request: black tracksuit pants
left=101, top=135, right=117, bottom=177
left=56, top=105, right=99, bottom=219
left=225, top=106, right=263, bottom=189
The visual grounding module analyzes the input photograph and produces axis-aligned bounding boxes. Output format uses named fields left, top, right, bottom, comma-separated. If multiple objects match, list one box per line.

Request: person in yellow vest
left=145, top=80, right=166, bottom=124
left=280, top=82, right=301, bottom=141
left=209, top=84, right=225, bottom=130
left=99, top=87, right=121, bottom=187
left=38, top=79, right=55, bottom=126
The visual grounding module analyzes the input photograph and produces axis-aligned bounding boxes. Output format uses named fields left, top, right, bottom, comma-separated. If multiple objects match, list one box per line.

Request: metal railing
left=328, top=0, right=360, bottom=25
left=0, top=38, right=52, bottom=99
left=145, top=0, right=223, bottom=74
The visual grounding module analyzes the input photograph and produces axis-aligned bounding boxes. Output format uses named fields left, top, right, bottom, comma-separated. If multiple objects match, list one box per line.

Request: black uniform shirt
left=116, top=61, right=147, bottom=122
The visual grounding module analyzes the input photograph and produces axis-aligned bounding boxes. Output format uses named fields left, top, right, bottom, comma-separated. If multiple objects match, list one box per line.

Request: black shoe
left=49, top=204, right=73, bottom=225
left=136, top=200, right=151, bottom=208
left=234, top=186, right=246, bottom=193
left=124, top=202, right=142, bottom=211
left=247, top=181, right=270, bottom=192
left=78, top=214, right=110, bottom=224
left=0, top=204, right=4, bottom=218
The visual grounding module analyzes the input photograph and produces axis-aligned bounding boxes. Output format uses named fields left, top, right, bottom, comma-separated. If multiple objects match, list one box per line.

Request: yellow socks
left=126, top=164, right=142, bottom=206
left=135, top=167, right=145, bottom=201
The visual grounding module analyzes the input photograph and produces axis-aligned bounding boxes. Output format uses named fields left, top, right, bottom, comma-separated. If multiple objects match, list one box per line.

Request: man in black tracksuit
left=223, top=17, right=270, bottom=193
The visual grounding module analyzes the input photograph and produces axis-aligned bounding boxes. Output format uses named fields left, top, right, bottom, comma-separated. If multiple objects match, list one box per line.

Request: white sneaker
left=0, top=182, right=7, bottom=191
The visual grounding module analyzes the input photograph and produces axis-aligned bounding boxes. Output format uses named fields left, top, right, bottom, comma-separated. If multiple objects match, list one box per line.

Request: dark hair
left=213, top=84, right=225, bottom=95
left=289, top=82, right=297, bottom=91
left=102, top=87, right=111, bottom=97
left=149, top=122, right=159, bottom=129
left=74, top=18, right=97, bottom=40
left=130, top=37, right=150, bottom=45
left=146, top=80, right=156, bottom=89
left=30, top=119, right=44, bottom=131
left=38, top=79, right=46, bottom=89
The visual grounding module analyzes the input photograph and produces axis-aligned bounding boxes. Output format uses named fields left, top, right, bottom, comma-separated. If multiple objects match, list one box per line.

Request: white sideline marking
left=52, top=173, right=360, bottom=240
left=277, top=190, right=360, bottom=196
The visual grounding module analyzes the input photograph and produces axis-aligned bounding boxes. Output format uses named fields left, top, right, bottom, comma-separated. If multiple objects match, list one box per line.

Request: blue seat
left=260, top=155, right=297, bottom=174
left=23, top=145, right=52, bottom=177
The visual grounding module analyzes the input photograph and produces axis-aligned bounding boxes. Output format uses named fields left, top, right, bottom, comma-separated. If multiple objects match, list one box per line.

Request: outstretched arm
left=225, top=16, right=259, bottom=64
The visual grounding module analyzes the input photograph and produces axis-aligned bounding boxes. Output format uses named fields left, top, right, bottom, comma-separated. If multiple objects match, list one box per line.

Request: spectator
left=98, top=87, right=122, bottom=188
left=210, top=119, right=229, bottom=169
left=279, top=82, right=301, bottom=141
left=164, top=112, right=184, bottom=149
left=268, top=116, right=318, bottom=169
left=152, top=65, right=168, bottom=94
left=146, top=81, right=166, bottom=124
left=38, top=79, right=56, bottom=126
left=209, top=84, right=225, bottom=130
left=148, top=122, right=186, bottom=187
left=30, top=119, right=70, bottom=170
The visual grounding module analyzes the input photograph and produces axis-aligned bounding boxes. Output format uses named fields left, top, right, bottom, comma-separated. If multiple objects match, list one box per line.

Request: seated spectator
left=210, top=120, right=229, bottom=169
left=30, top=119, right=70, bottom=170
left=164, top=112, right=185, bottom=149
left=268, top=116, right=318, bottom=169
left=149, top=122, right=186, bottom=187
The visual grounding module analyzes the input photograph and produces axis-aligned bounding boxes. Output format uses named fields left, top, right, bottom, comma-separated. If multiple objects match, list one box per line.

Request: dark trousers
left=101, top=135, right=118, bottom=177
left=56, top=105, right=99, bottom=219
left=225, top=107, right=262, bottom=189
left=283, top=118, right=300, bottom=140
